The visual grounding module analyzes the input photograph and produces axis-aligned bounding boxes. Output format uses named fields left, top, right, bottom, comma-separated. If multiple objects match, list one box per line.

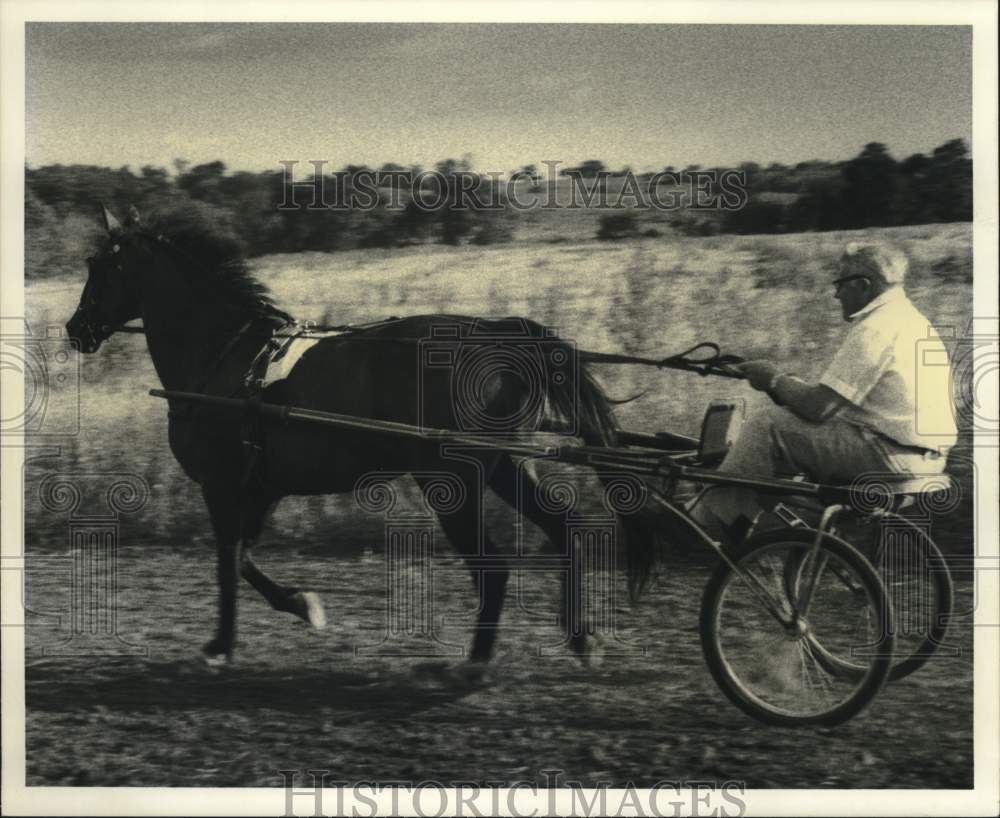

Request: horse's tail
left=545, top=349, right=671, bottom=600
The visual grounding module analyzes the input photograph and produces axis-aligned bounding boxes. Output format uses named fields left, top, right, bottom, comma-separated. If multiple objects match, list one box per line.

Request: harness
left=231, top=315, right=406, bottom=490
left=161, top=308, right=293, bottom=491
left=236, top=316, right=290, bottom=491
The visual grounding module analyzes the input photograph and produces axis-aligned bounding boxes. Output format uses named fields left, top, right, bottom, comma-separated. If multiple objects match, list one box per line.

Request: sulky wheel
left=700, top=528, right=894, bottom=727
left=781, top=520, right=954, bottom=682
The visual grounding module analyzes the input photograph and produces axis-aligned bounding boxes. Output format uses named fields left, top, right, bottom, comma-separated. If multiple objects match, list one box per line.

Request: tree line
left=719, top=139, right=972, bottom=234
left=25, top=139, right=972, bottom=276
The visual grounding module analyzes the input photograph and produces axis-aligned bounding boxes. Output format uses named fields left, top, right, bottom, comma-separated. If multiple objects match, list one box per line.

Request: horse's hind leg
left=415, top=471, right=509, bottom=664
left=487, top=455, right=593, bottom=662
left=238, top=497, right=326, bottom=629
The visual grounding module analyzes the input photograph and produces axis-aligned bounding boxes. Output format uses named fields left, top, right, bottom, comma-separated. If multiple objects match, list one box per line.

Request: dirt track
left=25, top=539, right=973, bottom=788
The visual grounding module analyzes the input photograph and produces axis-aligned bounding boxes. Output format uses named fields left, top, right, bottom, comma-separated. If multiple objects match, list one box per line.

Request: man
left=689, top=242, right=958, bottom=544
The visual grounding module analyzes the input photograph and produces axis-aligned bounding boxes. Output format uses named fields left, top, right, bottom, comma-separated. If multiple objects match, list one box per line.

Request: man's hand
left=734, top=359, right=848, bottom=422
left=733, top=359, right=778, bottom=391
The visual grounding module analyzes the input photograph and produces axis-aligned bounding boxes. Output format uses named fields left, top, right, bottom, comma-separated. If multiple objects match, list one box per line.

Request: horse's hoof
left=572, top=633, right=606, bottom=670
left=201, top=642, right=233, bottom=673
left=292, top=591, right=327, bottom=630
left=202, top=637, right=233, bottom=668
left=202, top=651, right=231, bottom=670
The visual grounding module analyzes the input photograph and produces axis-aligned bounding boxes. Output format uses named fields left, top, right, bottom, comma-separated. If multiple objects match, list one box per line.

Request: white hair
left=842, top=242, right=908, bottom=285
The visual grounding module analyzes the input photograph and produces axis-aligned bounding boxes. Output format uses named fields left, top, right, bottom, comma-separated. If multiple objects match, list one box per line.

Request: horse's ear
left=126, top=204, right=142, bottom=226
left=100, top=203, right=122, bottom=235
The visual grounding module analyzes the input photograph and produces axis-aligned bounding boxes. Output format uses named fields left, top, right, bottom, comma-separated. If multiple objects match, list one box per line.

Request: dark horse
left=66, top=205, right=662, bottom=671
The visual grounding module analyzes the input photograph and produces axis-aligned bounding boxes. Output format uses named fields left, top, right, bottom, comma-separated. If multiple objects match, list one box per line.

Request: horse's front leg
left=233, top=495, right=327, bottom=629
left=202, top=486, right=243, bottom=664
left=240, top=551, right=327, bottom=629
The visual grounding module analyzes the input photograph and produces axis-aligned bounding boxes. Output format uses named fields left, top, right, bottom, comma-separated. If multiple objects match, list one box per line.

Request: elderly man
left=689, top=242, right=958, bottom=544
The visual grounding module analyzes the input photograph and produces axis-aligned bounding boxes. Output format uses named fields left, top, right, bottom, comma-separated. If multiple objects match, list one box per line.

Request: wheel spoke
left=798, top=638, right=835, bottom=706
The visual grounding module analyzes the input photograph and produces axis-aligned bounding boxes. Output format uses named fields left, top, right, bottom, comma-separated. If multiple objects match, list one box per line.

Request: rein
left=580, top=342, right=745, bottom=379
left=105, top=322, right=745, bottom=380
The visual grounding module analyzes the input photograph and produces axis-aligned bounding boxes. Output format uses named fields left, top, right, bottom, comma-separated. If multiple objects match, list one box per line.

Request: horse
left=66, top=205, right=665, bottom=673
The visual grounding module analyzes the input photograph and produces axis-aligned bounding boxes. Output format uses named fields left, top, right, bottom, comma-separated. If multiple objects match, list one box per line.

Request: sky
left=25, top=23, right=973, bottom=174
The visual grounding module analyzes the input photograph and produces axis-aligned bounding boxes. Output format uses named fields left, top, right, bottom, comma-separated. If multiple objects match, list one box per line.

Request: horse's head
left=66, top=204, right=145, bottom=353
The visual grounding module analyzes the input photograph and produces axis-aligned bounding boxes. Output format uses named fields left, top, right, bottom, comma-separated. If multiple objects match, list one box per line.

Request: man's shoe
left=719, top=515, right=754, bottom=549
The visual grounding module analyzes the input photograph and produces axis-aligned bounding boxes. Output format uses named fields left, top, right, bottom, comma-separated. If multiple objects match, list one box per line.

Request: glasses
left=832, top=274, right=870, bottom=291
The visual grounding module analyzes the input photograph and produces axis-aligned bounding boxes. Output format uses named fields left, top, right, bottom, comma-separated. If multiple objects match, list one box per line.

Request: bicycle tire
left=700, top=528, right=894, bottom=727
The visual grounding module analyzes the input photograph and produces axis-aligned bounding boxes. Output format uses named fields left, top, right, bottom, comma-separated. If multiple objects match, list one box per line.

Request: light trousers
left=690, top=403, right=945, bottom=529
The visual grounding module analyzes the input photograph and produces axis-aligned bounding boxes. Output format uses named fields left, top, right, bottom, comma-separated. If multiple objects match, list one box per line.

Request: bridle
left=68, top=238, right=132, bottom=345
left=74, top=228, right=293, bottom=337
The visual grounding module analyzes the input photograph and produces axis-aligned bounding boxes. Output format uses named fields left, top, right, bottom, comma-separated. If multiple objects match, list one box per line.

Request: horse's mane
left=120, top=209, right=285, bottom=319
